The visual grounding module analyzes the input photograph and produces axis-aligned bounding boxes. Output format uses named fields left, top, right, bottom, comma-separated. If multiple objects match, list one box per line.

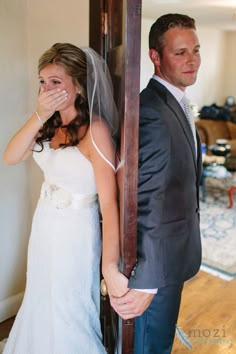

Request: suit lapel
left=166, top=94, right=197, bottom=169
left=148, top=79, right=198, bottom=170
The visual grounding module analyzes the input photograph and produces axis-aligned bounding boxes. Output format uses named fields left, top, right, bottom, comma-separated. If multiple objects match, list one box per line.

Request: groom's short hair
left=149, top=13, right=196, bottom=57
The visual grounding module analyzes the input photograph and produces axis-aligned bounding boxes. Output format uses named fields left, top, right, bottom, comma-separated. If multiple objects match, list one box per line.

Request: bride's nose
left=44, top=83, right=54, bottom=91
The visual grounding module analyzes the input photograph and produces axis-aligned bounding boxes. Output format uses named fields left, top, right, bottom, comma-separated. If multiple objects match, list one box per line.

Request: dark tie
left=181, top=96, right=197, bottom=156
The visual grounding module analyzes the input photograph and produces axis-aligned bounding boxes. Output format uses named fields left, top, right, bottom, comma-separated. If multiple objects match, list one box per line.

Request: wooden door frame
left=89, top=1, right=141, bottom=352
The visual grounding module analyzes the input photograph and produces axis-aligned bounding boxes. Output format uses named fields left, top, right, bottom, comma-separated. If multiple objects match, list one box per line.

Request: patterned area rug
left=200, top=176, right=236, bottom=278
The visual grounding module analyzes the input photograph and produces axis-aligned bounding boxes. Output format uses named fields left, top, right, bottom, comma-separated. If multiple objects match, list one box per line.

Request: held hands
left=110, top=290, right=154, bottom=320
left=103, top=266, right=129, bottom=298
left=36, top=88, right=68, bottom=123
left=103, top=264, right=154, bottom=320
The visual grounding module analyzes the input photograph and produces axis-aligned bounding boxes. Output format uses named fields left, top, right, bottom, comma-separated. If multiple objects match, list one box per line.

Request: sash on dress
left=40, top=181, right=98, bottom=209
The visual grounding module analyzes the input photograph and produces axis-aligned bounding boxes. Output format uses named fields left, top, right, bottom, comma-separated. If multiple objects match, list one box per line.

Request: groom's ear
left=149, top=49, right=160, bottom=66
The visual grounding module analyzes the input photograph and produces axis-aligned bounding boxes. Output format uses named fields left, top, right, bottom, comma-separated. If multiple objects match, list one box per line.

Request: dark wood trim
left=121, top=0, right=141, bottom=277
left=120, top=1, right=142, bottom=352
left=0, top=317, right=15, bottom=341
left=89, top=1, right=142, bottom=352
left=89, top=0, right=103, bottom=54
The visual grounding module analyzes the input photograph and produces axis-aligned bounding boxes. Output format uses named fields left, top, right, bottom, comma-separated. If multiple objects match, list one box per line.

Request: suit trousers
left=134, top=284, right=183, bottom=354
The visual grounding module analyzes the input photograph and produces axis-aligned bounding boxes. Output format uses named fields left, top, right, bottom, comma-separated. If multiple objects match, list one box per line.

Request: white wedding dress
left=3, top=142, right=107, bottom=354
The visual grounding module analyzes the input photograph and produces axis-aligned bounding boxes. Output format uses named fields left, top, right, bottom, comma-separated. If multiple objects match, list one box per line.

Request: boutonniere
left=189, top=100, right=199, bottom=117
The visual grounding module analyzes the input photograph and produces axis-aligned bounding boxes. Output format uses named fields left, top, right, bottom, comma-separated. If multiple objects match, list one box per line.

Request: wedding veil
left=82, top=48, right=119, bottom=171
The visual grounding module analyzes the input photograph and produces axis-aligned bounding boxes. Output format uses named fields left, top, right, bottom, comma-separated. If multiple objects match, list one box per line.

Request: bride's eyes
left=52, top=80, right=62, bottom=85
left=39, top=79, right=62, bottom=87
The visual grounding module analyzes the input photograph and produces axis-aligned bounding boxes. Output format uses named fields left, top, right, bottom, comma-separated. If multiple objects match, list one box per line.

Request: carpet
left=200, top=175, right=236, bottom=278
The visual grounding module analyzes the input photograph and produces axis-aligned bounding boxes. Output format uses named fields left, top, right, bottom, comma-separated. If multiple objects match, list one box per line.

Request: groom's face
left=153, top=27, right=201, bottom=92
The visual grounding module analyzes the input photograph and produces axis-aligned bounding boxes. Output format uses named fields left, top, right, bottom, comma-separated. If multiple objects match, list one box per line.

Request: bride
left=3, top=43, right=128, bottom=354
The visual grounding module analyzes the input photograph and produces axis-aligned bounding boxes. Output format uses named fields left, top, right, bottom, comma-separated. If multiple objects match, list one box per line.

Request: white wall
left=223, top=31, right=236, bottom=100
left=0, top=0, right=89, bottom=322
left=0, top=0, right=30, bottom=321
left=141, top=18, right=227, bottom=109
left=189, top=27, right=226, bottom=107
left=140, top=18, right=155, bottom=92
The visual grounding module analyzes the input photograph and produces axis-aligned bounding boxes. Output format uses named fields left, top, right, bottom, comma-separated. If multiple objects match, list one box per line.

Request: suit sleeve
left=128, top=105, right=170, bottom=289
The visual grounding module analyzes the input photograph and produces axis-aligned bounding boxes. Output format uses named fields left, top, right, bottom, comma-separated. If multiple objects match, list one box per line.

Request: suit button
left=131, top=269, right=135, bottom=277
left=131, top=261, right=138, bottom=277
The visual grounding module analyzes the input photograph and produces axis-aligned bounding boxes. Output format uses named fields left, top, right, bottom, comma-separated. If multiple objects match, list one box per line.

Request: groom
left=111, top=13, right=202, bottom=353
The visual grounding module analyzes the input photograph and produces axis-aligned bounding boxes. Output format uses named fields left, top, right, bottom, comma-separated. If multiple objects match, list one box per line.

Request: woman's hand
left=36, top=88, right=68, bottom=122
left=103, top=265, right=129, bottom=298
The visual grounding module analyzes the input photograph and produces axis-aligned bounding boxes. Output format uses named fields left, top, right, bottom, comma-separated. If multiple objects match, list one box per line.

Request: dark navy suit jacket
left=128, top=79, right=202, bottom=289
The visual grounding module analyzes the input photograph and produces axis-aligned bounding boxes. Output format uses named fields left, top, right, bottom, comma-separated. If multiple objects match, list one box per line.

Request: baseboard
left=0, top=292, right=24, bottom=322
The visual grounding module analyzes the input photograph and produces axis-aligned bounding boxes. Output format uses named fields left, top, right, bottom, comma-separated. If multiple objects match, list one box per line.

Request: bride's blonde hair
left=36, top=43, right=90, bottom=150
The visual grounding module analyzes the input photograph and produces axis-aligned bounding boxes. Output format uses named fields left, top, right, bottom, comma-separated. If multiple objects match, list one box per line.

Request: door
left=89, top=1, right=141, bottom=353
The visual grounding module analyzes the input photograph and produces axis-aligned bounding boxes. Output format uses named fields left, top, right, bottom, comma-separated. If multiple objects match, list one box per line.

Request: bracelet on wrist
left=35, top=111, right=44, bottom=126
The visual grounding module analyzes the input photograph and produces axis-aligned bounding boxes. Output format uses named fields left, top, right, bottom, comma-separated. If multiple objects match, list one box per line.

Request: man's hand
left=110, top=290, right=154, bottom=320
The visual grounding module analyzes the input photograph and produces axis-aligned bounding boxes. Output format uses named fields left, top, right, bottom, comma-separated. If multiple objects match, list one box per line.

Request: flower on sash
left=40, top=182, right=72, bottom=208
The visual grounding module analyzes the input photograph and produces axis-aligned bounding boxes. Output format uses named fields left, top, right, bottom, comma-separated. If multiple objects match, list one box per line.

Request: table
left=200, top=163, right=234, bottom=206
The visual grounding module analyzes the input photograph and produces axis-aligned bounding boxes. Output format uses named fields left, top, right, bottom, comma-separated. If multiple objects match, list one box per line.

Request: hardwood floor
left=172, top=270, right=236, bottom=353
left=0, top=270, right=235, bottom=353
